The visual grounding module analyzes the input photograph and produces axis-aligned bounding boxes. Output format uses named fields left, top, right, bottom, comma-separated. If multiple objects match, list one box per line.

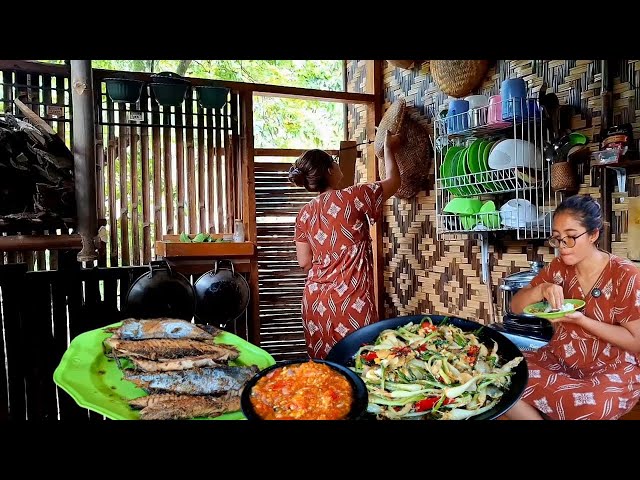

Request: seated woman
left=507, top=194, right=640, bottom=420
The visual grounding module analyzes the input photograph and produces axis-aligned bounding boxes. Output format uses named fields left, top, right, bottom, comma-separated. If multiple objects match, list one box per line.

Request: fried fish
left=124, top=365, right=259, bottom=395
left=104, top=337, right=240, bottom=361
left=129, top=393, right=241, bottom=420
left=129, top=355, right=227, bottom=372
left=111, top=318, right=217, bottom=341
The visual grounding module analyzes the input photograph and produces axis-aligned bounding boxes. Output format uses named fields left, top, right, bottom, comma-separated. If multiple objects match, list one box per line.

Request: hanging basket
left=387, top=60, right=419, bottom=70
left=431, top=60, right=489, bottom=98
left=196, top=86, right=230, bottom=109
left=551, top=161, right=577, bottom=192
left=374, top=97, right=431, bottom=199
left=104, top=78, right=145, bottom=104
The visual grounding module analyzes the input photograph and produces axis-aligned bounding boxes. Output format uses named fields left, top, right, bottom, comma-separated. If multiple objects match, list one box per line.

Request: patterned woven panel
left=346, top=60, right=371, bottom=184
left=346, top=59, right=640, bottom=323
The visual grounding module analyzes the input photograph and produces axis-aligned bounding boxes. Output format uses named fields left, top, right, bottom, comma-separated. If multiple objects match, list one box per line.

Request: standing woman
left=507, top=195, right=640, bottom=420
left=289, top=131, right=403, bottom=359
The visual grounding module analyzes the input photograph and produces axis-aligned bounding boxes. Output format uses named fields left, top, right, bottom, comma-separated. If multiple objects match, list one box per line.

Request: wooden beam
left=254, top=148, right=339, bottom=157
left=364, top=60, right=385, bottom=320
left=90, top=68, right=375, bottom=105
left=338, top=140, right=357, bottom=188
left=240, top=91, right=261, bottom=346
left=0, top=60, right=68, bottom=76
left=70, top=60, right=98, bottom=262
left=0, top=235, right=82, bottom=251
left=600, top=59, right=614, bottom=254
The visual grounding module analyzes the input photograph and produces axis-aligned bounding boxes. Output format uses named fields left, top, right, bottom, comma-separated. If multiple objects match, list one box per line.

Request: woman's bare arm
left=296, top=241, right=312, bottom=273
left=380, top=130, right=402, bottom=201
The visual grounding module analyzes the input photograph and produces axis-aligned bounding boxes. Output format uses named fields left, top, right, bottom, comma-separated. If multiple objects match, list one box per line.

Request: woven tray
left=375, top=98, right=431, bottom=198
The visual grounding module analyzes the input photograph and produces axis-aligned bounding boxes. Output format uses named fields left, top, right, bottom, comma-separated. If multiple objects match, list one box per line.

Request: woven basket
left=431, top=60, right=489, bottom=98
left=374, top=98, right=431, bottom=199
left=551, top=161, right=577, bottom=191
left=387, top=60, right=418, bottom=70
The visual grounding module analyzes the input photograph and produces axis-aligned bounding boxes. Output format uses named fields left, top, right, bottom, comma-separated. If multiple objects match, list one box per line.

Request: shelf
left=436, top=168, right=546, bottom=197
left=433, top=94, right=559, bottom=283
left=155, top=240, right=255, bottom=258
left=444, top=116, right=542, bottom=140
left=591, top=160, right=640, bottom=175
left=436, top=211, right=552, bottom=237
left=435, top=97, right=543, bottom=140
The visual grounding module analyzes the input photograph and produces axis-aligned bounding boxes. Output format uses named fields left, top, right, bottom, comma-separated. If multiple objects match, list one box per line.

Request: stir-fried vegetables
left=353, top=318, right=523, bottom=420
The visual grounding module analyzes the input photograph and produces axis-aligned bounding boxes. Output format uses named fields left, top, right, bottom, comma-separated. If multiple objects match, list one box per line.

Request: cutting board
left=628, top=197, right=640, bottom=260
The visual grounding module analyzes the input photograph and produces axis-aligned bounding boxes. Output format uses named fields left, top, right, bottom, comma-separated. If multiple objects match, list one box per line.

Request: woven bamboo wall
left=347, top=59, right=640, bottom=324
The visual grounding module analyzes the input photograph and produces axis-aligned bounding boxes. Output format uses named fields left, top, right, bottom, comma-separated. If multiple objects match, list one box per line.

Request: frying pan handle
left=213, top=259, right=235, bottom=275
left=149, top=259, right=173, bottom=276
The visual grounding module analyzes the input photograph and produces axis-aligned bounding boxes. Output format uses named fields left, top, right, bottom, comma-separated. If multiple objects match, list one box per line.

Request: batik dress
left=294, top=182, right=383, bottom=359
left=522, top=254, right=640, bottom=419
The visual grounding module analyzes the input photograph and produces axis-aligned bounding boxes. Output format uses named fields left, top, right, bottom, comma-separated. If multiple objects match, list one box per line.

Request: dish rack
left=433, top=97, right=560, bottom=283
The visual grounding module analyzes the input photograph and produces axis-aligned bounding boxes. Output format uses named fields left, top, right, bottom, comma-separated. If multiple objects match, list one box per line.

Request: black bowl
left=104, top=78, right=144, bottom=103
left=196, top=86, right=229, bottom=109
left=149, top=83, right=188, bottom=107
left=149, top=71, right=191, bottom=85
left=240, top=359, right=368, bottom=420
left=326, top=314, right=529, bottom=420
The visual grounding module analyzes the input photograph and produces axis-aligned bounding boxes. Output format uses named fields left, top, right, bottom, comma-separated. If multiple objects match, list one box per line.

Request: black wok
left=193, top=260, right=250, bottom=326
left=325, top=314, right=529, bottom=420
left=124, top=260, right=196, bottom=321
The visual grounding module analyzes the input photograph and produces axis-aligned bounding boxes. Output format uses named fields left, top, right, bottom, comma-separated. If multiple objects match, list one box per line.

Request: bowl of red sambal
left=240, top=359, right=368, bottom=420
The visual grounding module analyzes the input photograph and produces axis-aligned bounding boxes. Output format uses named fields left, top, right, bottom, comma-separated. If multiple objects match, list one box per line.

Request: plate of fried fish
left=53, top=318, right=275, bottom=420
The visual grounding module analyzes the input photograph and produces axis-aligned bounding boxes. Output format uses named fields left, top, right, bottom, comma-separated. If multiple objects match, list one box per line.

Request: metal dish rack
left=433, top=97, right=559, bottom=283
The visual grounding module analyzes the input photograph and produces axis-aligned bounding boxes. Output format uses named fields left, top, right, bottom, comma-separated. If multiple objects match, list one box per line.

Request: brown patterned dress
left=294, top=182, right=383, bottom=359
left=522, top=254, right=640, bottom=419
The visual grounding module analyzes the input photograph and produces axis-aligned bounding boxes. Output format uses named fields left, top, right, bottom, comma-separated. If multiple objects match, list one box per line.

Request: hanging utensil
left=124, top=260, right=197, bottom=320
left=193, top=260, right=250, bottom=327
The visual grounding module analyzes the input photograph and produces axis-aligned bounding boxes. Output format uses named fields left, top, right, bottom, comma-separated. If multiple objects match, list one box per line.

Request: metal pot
left=499, top=261, right=545, bottom=319
left=124, top=260, right=197, bottom=320
left=193, top=260, right=250, bottom=326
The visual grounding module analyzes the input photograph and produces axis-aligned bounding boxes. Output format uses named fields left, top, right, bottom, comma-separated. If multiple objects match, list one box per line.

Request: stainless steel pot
left=499, top=261, right=545, bottom=319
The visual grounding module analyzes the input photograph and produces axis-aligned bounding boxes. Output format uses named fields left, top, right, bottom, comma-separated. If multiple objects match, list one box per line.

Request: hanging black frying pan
left=124, top=260, right=196, bottom=321
left=193, top=260, right=250, bottom=326
left=326, top=314, right=529, bottom=421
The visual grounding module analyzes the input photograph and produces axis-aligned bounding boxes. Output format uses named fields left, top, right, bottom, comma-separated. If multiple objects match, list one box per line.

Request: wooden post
left=70, top=60, right=98, bottom=262
left=364, top=60, right=384, bottom=319
left=338, top=140, right=357, bottom=188
left=240, top=91, right=260, bottom=345
left=600, top=59, right=613, bottom=254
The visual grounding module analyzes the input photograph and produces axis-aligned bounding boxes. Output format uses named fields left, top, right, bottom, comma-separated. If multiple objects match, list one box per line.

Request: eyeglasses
left=548, top=231, right=588, bottom=248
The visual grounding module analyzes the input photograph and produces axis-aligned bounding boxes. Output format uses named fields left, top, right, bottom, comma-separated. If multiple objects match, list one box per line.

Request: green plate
left=467, top=139, right=484, bottom=173
left=448, top=150, right=465, bottom=196
left=53, top=322, right=276, bottom=420
left=442, top=146, right=464, bottom=179
left=523, top=299, right=586, bottom=320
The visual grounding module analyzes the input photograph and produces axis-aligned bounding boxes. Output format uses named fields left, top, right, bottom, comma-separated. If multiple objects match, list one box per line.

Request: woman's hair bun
left=288, top=166, right=305, bottom=187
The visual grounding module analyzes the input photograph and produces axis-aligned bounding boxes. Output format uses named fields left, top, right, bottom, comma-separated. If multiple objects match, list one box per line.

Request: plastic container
left=233, top=219, right=245, bottom=242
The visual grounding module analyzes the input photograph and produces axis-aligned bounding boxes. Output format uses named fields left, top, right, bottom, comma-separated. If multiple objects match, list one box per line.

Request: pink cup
left=487, top=95, right=502, bottom=124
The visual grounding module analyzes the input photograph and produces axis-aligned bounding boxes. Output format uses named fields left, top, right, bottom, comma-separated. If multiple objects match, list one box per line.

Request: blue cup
left=501, top=78, right=527, bottom=121
left=525, top=98, right=540, bottom=120
left=446, top=99, right=469, bottom=133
